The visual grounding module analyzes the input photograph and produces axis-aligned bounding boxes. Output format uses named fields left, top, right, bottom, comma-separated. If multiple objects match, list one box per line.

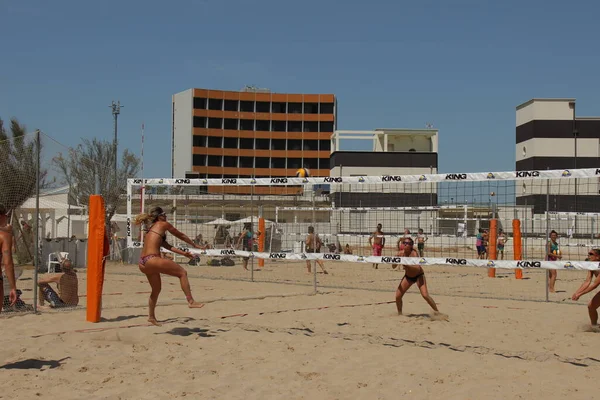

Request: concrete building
left=516, top=99, right=600, bottom=213
left=329, top=128, right=439, bottom=207
left=172, top=86, right=336, bottom=195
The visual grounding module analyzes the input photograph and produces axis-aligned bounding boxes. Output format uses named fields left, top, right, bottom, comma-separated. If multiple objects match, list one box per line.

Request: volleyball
left=295, top=168, right=310, bottom=178
left=553, top=249, right=561, bottom=256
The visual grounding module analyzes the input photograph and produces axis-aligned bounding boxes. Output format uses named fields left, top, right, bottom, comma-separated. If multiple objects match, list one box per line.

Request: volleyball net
left=123, top=167, right=600, bottom=303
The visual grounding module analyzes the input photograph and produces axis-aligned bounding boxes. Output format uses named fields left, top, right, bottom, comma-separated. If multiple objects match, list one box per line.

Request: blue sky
left=1, top=0, right=599, bottom=179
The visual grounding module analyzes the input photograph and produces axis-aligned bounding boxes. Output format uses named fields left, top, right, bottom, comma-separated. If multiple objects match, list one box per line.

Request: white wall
left=516, top=138, right=599, bottom=161
left=172, top=89, right=194, bottom=178
left=386, top=135, right=432, bottom=152
left=516, top=99, right=575, bottom=126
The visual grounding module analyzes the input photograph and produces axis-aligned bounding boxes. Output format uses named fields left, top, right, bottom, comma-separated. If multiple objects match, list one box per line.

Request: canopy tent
left=203, top=218, right=232, bottom=225
left=232, top=216, right=275, bottom=225
left=20, top=197, right=84, bottom=211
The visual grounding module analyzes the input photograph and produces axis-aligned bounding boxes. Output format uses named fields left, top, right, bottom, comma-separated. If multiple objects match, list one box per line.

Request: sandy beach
left=2, top=260, right=599, bottom=399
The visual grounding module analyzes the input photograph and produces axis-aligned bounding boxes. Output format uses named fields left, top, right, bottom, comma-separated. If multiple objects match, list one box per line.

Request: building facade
left=329, top=128, right=439, bottom=207
left=172, top=87, right=336, bottom=194
left=516, top=98, right=600, bottom=213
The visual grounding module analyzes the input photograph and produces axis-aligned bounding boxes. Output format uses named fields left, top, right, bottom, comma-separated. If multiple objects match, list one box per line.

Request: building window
left=288, top=121, right=302, bottom=132
left=208, top=136, right=222, bottom=148
left=319, top=121, right=334, bottom=132
left=207, top=155, right=221, bottom=167
left=256, top=120, right=270, bottom=131
left=288, top=103, right=302, bottom=114
left=319, top=140, right=331, bottom=151
left=319, top=158, right=330, bottom=169
left=271, top=158, right=286, bottom=168
left=240, top=138, right=253, bottom=149
left=272, top=121, right=286, bottom=132
left=304, top=121, right=318, bottom=132
left=223, top=137, right=238, bottom=148
left=272, top=102, right=286, bottom=113
left=240, top=101, right=254, bottom=112
left=240, top=119, right=254, bottom=131
left=272, top=139, right=286, bottom=150
left=255, top=157, right=269, bottom=168
left=256, top=138, right=270, bottom=150
left=319, top=103, right=334, bottom=114
left=303, top=140, right=318, bottom=151
left=224, top=100, right=238, bottom=111
left=304, top=158, right=318, bottom=170
left=192, top=154, right=206, bottom=166
left=224, top=118, right=238, bottom=130
left=192, top=136, right=206, bottom=147
left=208, top=98, right=223, bottom=110
left=304, top=103, right=318, bottom=114
left=287, top=158, right=302, bottom=169
left=193, top=116, right=207, bottom=128
left=208, top=118, right=222, bottom=129
left=239, top=157, right=253, bottom=168
left=256, top=101, right=270, bottom=113
left=223, top=156, right=237, bottom=168
left=193, top=97, right=207, bottom=109
left=288, top=139, right=302, bottom=151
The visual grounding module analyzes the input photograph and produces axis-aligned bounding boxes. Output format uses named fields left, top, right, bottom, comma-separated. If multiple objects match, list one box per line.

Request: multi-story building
left=329, top=128, right=439, bottom=207
left=516, top=98, right=600, bottom=213
left=172, top=86, right=336, bottom=194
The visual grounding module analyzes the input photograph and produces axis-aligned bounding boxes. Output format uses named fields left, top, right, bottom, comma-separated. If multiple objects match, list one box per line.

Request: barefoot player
left=572, top=249, right=600, bottom=327
left=134, top=207, right=205, bottom=326
left=395, top=237, right=439, bottom=315
left=369, top=223, right=385, bottom=269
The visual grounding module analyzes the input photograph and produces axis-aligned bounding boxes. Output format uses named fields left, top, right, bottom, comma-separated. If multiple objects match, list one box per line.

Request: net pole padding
left=513, top=219, right=523, bottom=279
left=258, top=217, right=265, bottom=267
left=488, top=218, right=497, bottom=278
left=86, top=195, right=108, bottom=323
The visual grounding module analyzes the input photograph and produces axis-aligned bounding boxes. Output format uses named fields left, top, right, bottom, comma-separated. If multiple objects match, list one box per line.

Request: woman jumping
left=395, top=237, right=439, bottom=315
left=134, top=207, right=204, bottom=326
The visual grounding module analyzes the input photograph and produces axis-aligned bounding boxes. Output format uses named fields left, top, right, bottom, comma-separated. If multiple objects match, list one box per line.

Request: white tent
left=233, top=216, right=275, bottom=225
left=203, top=218, right=232, bottom=225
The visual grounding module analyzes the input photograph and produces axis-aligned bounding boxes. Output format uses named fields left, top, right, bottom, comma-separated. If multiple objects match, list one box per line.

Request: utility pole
left=110, top=101, right=123, bottom=176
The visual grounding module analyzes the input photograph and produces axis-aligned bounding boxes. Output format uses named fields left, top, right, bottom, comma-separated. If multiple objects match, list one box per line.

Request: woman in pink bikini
left=134, top=207, right=205, bottom=326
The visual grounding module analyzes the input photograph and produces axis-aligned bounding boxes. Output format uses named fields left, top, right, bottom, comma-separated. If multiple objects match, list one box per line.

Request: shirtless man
left=368, top=223, right=385, bottom=269
left=38, top=259, right=79, bottom=308
left=395, top=237, right=439, bottom=315
left=0, top=204, right=18, bottom=312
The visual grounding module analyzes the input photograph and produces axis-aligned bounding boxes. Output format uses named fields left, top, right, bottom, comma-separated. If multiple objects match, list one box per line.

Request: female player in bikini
left=395, top=237, right=439, bottom=315
left=134, top=207, right=205, bottom=326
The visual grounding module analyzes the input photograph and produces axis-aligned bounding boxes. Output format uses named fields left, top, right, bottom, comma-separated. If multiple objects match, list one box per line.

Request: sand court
left=2, top=260, right=600, bottom=399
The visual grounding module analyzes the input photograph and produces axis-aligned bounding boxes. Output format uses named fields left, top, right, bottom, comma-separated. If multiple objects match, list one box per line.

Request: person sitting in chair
left=38, top=258, right=79, bottom=308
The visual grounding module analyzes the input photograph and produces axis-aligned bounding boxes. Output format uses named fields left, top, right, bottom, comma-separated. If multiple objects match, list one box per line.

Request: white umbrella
left=233, top=216, right=274, bottom=225
left=203, top=218, right=232, bottom=225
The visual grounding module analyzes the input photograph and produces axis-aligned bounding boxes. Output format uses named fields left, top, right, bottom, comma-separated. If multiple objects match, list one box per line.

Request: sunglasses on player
left=403, top=241, right=412, bottom=245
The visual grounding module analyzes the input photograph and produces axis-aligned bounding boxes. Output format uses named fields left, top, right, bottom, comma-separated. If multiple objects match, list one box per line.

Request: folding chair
left=47, top=251, right=69, bottom=273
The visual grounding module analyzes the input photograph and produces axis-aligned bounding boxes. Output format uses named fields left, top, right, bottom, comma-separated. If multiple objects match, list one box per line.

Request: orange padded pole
left=258, top=217, right=266, bottom=267
left=513, top=219, right=523, bottom=279
left=86, top=195, right=108, bottom=323
left=488, top=219, right=497, bottom=278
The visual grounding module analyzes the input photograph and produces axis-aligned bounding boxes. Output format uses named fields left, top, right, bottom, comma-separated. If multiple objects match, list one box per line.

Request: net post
left=513, top=218, right=523, bottom=279
left=545, top=172, right=550, bottom=302
left=258, top=205, right=265, bottom=268
left=488, top=217, right=497, bottom=278
left=32, top=129, right=41, bottom=313
left=250, top=183, right=254, bottom=282
left=312, top=188, right=317, bottom=295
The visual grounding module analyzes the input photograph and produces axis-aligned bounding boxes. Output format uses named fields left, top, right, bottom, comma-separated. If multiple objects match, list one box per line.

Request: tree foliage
left=53, top=138, right=140, bottom=223
left=0, top=117, right=45, bottom=213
